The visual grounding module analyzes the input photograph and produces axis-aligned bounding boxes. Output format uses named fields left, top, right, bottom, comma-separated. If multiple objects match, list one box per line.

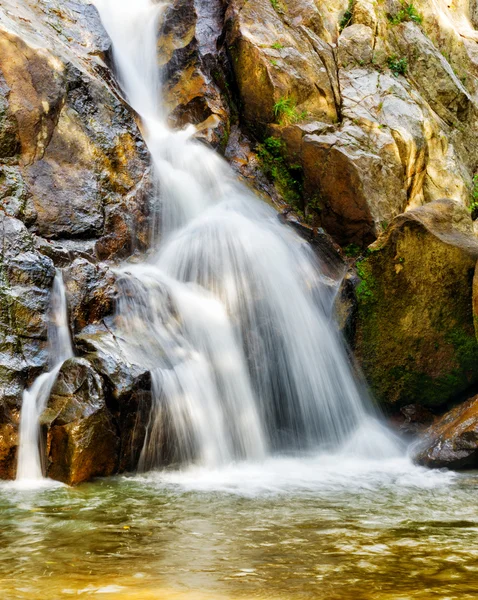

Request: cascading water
left=16, top=271, right=74, bottom=482
left=94, top=0, right=395, bottom=469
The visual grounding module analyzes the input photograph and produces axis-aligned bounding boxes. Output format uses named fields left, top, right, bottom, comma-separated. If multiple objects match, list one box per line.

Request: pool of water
left=1, top=454, right=478, bottom=600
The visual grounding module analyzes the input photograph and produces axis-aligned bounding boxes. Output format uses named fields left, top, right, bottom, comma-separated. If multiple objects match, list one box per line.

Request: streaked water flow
left=93, top=0, right=398, bottom=469
left=16, top=271, right=74, bottom=483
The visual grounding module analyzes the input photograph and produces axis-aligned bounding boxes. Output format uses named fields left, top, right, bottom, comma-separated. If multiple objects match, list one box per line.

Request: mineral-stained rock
left=0, top=214, right=54, bottom=409
left=302, top=123, right=406, bottom=246
left=76, top=322, right=152, bottom=472
left=225, top=0, right=339, bottom=130
left=0, top=406, right=18, bottom=479
left=159, top=0, right=230, bottom=149
left=413, top=396, right=478, bottom=469
left=63, top=259, right=116, bottom=335
left=0, top=0, right=150, bottom=242
left=42, top=357, right=119, bottom=486
left=355, top=200, right=478, bottom=408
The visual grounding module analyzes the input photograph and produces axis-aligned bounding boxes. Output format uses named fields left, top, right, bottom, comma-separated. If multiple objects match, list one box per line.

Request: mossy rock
left=355, top=199, right=478, bottom=408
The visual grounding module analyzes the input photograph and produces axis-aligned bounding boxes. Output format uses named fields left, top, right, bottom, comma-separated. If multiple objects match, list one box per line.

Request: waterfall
left=94, top=0, right=390, bottom=470
left=16, top=271, right=74, bottom=482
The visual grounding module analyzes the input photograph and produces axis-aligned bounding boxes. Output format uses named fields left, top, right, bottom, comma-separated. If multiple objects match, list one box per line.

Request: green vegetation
left=388, top=2, right=423, bottom=25
left=344, top=243, right=362, bottom=258
left=273, top=97, right=307, bottom=125
left=470, top=173, right=478, bottom=220
left=271, top=42, right=284, bottom=50
left=356, top=259, right=376, bottom=304
left=339, top=0, right=354, bottom=32
left=387, top=54, right=408, bottom=77
left=257, top=137, right=303, bottom=207
left=270, top=0, right=285, bottom=13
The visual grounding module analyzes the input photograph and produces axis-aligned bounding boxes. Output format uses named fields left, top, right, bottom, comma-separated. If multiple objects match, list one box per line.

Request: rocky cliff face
left=2, top=0, right=478, bottom=480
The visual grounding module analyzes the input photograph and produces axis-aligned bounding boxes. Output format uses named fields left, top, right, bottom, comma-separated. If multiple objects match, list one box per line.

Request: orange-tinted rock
left=414, top=396, right=478, bottom=469
left=42, top=358, right=119, bottom=486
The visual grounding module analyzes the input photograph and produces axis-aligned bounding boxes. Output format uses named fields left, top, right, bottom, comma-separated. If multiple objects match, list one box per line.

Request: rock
left=397, top=404, right=435, bottom=436
left=392, top=22, right=471, bottom=126
left=76, top=322, right=152, bottom=472
left=355, top=200, right=478, bottom=408
left=159, top=0, right=230, bottom=149
left=63, top=259, right=116, bottom=334
left=338, top=24, right=374, bottom=68
left=302, top=123, right=406, bottom=246
left=334, top=270, right=360, bottom=345
left=225, top=0, right=339, bottom=130
left=0, top=214, right=54, bottom=411
left=413, top=396, right=478, bottom=469
left=42, top=357, right=119, bottom=485
left=0, top=0, right=149, bottom=241
left=0, top=406, right=18, bottom=479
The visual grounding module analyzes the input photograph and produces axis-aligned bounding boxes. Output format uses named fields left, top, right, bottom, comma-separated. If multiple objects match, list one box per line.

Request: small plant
left=271, top=42, right=284, bottom=50
left=389, top=2, right=423, bottom=25
left=339, top=0, right=354, bottom=32
left=470, top=174, right=478, bottom=220
left=257, top=137, right=303, bottom=207
left=270, top=0, right=285, bottom=13
left=270, top=59, right=278, bottom=66
left=387, top=54, right=408, bottom=77
left=344, top=243, right=362, bottom=258
left=273, top=97, right=307, bottom=125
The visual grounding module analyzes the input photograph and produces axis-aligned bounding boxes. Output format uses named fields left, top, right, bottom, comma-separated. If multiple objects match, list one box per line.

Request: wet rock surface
left=413, top=395, right=478, bottom=469
left=2, top=0, right=478, bottom=480
left=42, top=357, right=119, bottom=486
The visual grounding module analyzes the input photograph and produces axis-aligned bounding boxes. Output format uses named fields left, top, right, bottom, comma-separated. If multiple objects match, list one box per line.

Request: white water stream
left=16, top=271, right=74, bottom=483
left=93, top=0, right=398, bottom=469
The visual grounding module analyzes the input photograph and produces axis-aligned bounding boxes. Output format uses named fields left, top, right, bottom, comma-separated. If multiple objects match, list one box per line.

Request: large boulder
left=0, top=0, right=150, bottom=256
left=76, top=322, right=152, bottom=473
left=158, top=0, right=230, bottom=149
left=0, top=214, right=55, bottom=408
left=225, top=0, right=339, bottom=130
left=41, top=357, right=119, bottom=486
left=413, top=395, right=478, bottom=469
left=354, top=200, right=478, bottom=408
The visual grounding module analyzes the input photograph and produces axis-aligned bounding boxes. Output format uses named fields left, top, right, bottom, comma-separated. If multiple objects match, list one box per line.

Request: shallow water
left=1, top=455, right=478, bottom=600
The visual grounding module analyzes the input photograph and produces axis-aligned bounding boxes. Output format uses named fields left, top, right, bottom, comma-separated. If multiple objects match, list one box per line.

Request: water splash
left=94, top=0, right=398, bottom=470
left=16, top=271, right=74, bottom=484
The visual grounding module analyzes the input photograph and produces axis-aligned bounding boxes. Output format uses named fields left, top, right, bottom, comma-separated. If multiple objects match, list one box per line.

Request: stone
left=413, top=396, right=478, bottom=469
left=42, top=357, right=119, bottom=486
left=302, top=123, right=406, bottom=246
left=225, top=0, right=339, bottom=130
left=0, top=214, right=54, bottom=412
left=76, top=322, right=152, bottom=472
left=338, top=24, right=374, bottom=68
left=355, top=200, right=478, bottom=408
left=63, top=259, right=116, bottom=335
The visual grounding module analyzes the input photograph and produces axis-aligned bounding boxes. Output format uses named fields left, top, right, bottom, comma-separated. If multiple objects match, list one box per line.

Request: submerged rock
left=414, top=396, right=478, bottom=469
left=42, top=357, right=119, bottom=486
left=355, top=200, right=478, bottom=408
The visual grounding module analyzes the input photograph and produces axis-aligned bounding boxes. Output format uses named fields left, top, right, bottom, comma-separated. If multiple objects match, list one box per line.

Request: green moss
left=356, top=258, right=377, bottom=305
left=257, top=137, right=303, bottom=207
left=271, top=42, right=284, bottom=50
left=388, top=2, right=423, bottom=25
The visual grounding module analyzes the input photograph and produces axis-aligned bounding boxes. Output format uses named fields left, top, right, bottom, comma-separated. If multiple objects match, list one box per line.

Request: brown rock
left=42, top=358, right=119, bottom=486
left=355, top=200, right=478, bottom=408
left=414, top=396, right=478, bottom=469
